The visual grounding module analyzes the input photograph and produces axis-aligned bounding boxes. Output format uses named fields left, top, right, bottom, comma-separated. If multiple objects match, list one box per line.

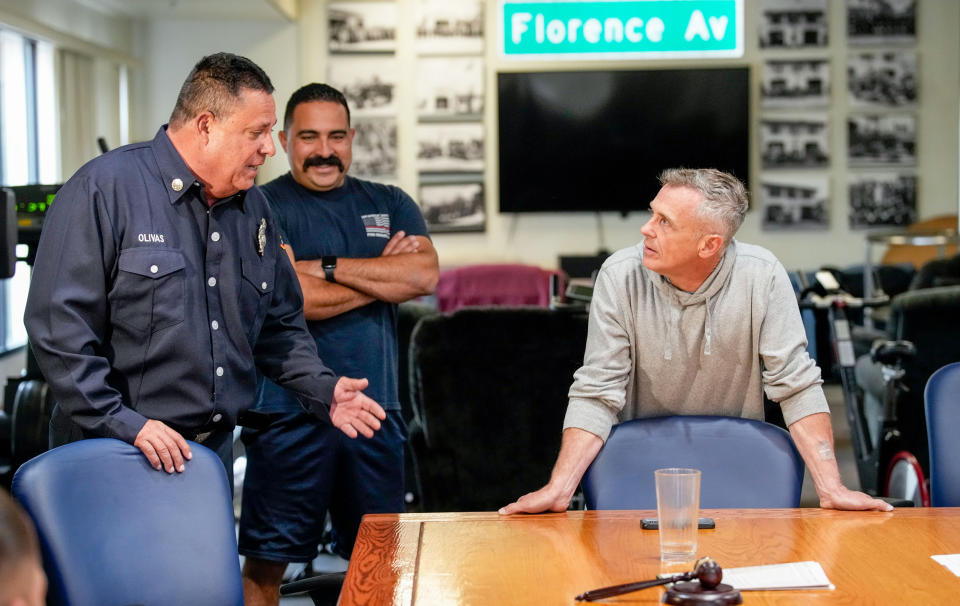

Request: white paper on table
left=721, top=561, right=835, bottom=591
left=932, top=554, right=960, bottom=576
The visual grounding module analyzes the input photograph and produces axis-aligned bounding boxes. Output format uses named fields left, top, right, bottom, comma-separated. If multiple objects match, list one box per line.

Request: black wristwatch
left=321, top=255, right=337, bottom=283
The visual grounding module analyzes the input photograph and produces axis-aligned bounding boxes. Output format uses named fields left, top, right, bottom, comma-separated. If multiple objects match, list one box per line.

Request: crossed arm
left=287, top=230, right=439, bottom=320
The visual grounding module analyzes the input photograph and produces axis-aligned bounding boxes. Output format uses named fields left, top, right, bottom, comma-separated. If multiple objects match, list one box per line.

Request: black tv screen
left=498, top=67, right=750, bottom=213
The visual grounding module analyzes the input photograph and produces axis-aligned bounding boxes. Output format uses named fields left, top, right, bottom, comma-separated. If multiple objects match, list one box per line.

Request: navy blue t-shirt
left=257, top=173, right=429, bottom=412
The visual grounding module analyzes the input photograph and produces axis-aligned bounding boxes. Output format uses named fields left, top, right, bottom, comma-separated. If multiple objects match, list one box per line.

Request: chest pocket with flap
left=239, top=257, right=276, bottom=342
left=112, top=248, right=186, bottom=333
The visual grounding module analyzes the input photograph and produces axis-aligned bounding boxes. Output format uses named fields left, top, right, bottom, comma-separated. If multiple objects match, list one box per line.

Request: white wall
left=138, top=0, right=960, bottom=271
left=137, top=18, right=299, bottom=148
left=0, top=0, right=135, bottom=58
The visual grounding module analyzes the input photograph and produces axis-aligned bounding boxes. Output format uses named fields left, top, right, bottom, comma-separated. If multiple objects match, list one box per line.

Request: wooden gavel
left=575, top=556, right=723, bottom=601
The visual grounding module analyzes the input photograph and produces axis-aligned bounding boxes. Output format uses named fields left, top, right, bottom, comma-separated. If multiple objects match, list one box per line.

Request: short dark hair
left=0, top=488, right=40, bottom=589
left=283, top=83, right=351, bottom=132
left=169, top=52, right=274, bottom=127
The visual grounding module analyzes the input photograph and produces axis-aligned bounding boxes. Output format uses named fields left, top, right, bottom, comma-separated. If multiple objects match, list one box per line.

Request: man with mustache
left=500, top=168, right=892, bottom=515
left=239, top=83, right=438, bottom=606
left=25, top=54, right=384, bottom=483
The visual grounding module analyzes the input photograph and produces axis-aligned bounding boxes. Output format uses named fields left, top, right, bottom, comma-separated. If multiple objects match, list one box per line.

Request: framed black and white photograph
left=417, top=123, right=484, bottom=172
left=329, top=1, right=397, bottom=53
left=328, top=56, right=398, bottom=116
left=419, top=180, right=485, bottom=233
left=758, top=0, right=828, bottom=49
left=351, top=117, right=397, bottom=178
left=760, top=175, right=829, bottom=231
left=848, top=114, right=916, bottom=166
left=848, top=51, right=917, bottom=108
left=417, top=57, right=484, bottom=120
left=847, top=0, right=916, bottom=45
left=848, top=173, right=917, bottom=229
left=415, top=0, right=484, bottom=55
left=761, top=113, right=829, bottom=168
left=761, top=59, right=830, bottom=108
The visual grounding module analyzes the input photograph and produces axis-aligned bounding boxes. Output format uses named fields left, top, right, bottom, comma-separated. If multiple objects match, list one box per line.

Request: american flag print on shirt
left=362, top=213, right=391, bottom=239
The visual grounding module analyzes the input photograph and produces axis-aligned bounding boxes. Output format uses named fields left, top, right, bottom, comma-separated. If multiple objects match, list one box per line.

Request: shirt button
left=261, top=281, right=268, bottom=290
left=150, top=265, right=159, bottom=274
left=211, top=232, right=220, bottom=242
left=208, top=276, right=217, bottom=287
left=211, top=320, right=219, bottom=330
left=212, top=413, right=222, bottom=423
left=216, top=366, right=224, bottom=377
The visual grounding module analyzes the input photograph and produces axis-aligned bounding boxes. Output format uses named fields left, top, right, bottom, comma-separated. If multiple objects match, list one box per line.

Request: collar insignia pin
left=257, top=218, right=267, bottom=257
left=171, top=178, right=183, bottom=192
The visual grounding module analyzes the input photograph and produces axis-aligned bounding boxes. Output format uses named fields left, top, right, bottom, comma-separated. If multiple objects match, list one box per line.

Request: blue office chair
left=582, top=416, right=805, bottom=509
left=11, top=438, right=243, bottom=606
left=925, top=362, right=960, bottom=506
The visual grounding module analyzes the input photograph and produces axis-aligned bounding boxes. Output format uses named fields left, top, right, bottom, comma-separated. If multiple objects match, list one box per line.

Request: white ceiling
left=74, top=0, right=290, bottom=21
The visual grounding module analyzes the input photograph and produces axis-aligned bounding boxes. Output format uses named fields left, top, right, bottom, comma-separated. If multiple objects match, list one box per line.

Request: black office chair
left=582, top=415, right=805, bottom=509
left=12, top=438, right=243, bottom=606
left=925, top=362, right=960, bottom=506
left=408, top=306, right=588, bottom=511
left=396, top=300, right=439, bottom=510
left=909, top=253, right=960, bottom=290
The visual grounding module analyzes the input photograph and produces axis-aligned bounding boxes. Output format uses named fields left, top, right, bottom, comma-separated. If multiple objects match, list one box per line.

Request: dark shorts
left=237, top=408, right=406, bottom=562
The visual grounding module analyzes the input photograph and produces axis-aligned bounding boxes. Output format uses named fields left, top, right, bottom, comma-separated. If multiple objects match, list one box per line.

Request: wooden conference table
left=339, top=508, right=960, bottom=605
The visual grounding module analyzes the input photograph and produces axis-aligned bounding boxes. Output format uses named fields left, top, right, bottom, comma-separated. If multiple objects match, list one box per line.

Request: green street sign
left=500, top=0, right=743, bottom=59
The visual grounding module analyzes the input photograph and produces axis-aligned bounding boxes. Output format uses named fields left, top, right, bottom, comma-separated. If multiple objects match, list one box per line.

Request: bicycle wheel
left=884, top=451, right=929, bottom=507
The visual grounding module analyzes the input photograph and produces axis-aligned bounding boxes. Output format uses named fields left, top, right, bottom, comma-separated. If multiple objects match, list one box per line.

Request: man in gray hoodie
left=500, top=168, right=892, bottom=514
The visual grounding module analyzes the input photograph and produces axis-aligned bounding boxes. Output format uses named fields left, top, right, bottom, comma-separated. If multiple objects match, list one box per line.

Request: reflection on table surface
left=341, top=508, right=960, bottom=605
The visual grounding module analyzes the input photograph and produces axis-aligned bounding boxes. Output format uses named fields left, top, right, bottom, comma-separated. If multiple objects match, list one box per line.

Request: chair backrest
left=434, top=264, right=563, bottom=312
left=11, top=438, right=243, bottom=606
left=909, top=254, right=960, bottom=290
left=925, top=362, right=960, bottom=506
left=582, top=416, right=805, bottom=510
left=409, top=307, right=587, bottom=511
left=889, top=284, right=960, bottom=401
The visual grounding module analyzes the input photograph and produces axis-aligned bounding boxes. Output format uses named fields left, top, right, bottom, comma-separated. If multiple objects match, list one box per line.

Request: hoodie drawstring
left=704, top=301, right=714, bottom=356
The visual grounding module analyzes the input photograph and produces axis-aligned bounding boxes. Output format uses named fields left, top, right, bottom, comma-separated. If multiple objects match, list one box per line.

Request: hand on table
left=820, top=486, right=894, bottom=512
left=134, top=419, right=192, bottom=473
left=499, top=484, right=570, bottom=515
left=330, top=376, right=386, bottom=438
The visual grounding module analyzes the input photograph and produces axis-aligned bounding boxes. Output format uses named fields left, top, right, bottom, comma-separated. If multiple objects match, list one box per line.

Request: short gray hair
left=169, top=52, right=274, bottom=127
left=658, top=168, right=748, bottom=241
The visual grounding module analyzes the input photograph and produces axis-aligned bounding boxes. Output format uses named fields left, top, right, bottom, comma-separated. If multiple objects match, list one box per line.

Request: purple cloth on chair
left=435, top=264, right=562, bottom=312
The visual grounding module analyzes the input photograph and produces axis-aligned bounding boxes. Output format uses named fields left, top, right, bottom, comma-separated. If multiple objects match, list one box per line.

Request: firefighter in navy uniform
left=24, top=53, right=385, bottom=481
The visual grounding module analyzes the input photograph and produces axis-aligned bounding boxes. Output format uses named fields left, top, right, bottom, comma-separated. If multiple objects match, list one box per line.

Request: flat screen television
left=497, top=67, right=750, bottom=214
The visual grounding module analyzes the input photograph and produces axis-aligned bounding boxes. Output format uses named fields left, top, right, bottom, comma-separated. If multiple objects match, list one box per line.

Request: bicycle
left=798, top=269, right=928, bottom=506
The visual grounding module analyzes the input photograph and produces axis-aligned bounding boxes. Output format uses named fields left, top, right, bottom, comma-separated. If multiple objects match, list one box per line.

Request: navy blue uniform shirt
left=24, top=126, right=338, bottom=444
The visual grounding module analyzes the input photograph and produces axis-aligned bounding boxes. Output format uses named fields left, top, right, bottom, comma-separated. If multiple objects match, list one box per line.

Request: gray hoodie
left=564, top=239, right=829, bottom=441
